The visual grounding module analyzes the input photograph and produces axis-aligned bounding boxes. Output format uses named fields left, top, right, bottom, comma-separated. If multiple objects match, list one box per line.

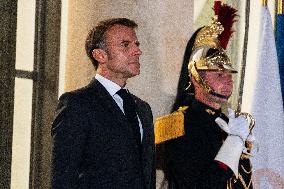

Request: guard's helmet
left=188, top=16, right=237, bottom=94
left=172, top=1, right=238, bottom=111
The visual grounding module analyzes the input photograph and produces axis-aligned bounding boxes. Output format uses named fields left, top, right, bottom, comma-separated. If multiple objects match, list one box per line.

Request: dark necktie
left=116, top=89, right=141, bottom=144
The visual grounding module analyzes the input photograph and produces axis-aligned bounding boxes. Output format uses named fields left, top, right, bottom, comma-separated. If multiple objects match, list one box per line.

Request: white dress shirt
left=95, top=74, right=143, bottom=141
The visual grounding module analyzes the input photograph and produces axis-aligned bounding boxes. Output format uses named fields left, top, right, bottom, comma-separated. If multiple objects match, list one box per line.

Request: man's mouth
left=129, top=61, right=140, bottom=65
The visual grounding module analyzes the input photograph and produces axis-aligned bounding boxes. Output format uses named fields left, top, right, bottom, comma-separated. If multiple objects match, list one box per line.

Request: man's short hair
left=85, top=18, right=138, bottom=69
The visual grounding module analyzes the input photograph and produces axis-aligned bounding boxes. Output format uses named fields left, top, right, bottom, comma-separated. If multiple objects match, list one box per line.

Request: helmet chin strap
left=209, top=91, right=229, bottom=99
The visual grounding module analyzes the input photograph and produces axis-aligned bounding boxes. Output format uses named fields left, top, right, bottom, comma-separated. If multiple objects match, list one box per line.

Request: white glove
left=215, top=135, right=243, bottom=177
left=215, top=108, right=250, bottom=143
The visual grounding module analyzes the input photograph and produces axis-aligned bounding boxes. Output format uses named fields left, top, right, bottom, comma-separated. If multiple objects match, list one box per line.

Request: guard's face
left=104, top=24, right=142, bottom=79
left=203, top=71, right=233, bottom=102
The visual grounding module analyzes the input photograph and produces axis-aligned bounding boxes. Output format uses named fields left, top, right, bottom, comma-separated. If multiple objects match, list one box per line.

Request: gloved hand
left=215, top=108, right=250, bottom=143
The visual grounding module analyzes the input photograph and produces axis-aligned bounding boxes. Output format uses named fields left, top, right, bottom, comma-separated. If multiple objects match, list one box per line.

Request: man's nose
left=133, top=45, right=142, bottom=56
left=227, top=78, right=233, bottom=86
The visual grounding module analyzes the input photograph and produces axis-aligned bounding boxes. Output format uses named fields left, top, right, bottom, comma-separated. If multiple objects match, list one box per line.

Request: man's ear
left=191, top=76, right=198, bottom=86
left=191, top=76, right=201, bottom=92
left=92, top=49, right=108, bottom=63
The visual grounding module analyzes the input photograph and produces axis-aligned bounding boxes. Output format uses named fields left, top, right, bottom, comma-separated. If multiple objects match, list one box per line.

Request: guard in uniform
left=155, top=1, right=255, bottom=188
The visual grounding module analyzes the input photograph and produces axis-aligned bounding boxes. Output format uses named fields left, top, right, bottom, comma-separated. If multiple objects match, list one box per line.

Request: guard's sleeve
left=203, top=158, right=253, bottom=188
left=201, top=160, right=234, bottom=187
left=215, top=160, right=229, bottom=171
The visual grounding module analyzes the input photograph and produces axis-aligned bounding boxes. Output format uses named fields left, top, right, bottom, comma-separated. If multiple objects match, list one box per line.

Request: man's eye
left=135, top=41, right=140, bottom=47
left=217, top=73, right=223, bottom=78
left=121, top=42, right=129, bottom=48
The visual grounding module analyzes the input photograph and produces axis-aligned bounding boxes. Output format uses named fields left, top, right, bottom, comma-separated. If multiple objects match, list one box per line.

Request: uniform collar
left=191, top=99, right=222, bottom=117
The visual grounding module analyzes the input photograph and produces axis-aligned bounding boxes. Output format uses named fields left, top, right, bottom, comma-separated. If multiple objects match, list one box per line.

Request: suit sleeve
left=51, top=93, right=88, bottom=189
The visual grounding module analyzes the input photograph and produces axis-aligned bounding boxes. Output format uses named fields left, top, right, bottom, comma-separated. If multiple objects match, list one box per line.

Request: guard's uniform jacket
left=164, top=99, right=252, bottom=189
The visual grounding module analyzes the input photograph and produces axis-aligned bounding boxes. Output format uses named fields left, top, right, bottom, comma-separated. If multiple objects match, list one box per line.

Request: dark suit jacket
left=51, top=78, right=155, bottom=189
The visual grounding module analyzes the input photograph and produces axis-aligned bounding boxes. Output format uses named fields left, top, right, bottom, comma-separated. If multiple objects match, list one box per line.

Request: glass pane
left=58, top=0, right=69, bottom=97
left=15, top=0, right=36, bottom=71
left=11, top=78, right=33, bottom=189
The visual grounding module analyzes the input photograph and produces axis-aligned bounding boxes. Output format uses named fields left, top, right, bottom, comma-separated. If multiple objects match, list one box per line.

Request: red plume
left=213, top=1, right=238, bottom=49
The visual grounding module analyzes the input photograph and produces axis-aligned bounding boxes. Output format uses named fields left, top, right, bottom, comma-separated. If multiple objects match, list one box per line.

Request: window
left=0, top=0, right=61, bottom=188
left=10, top=1, right=36, bottom=188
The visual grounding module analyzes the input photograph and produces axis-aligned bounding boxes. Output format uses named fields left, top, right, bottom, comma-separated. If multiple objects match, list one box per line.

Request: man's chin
left=127, top=69, right=140, bottom=78
left=131, top=67, right=140, bottom=76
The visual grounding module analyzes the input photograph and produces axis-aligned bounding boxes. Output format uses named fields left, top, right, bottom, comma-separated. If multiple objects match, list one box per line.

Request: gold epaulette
left=154, top=106, right=188, bottom=144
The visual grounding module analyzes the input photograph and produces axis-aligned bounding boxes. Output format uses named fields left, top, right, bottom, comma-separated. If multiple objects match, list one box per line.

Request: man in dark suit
left=51, top=18, right=155, bottom=189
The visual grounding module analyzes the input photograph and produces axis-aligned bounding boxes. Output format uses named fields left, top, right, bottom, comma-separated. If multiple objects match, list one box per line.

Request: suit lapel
left=89, top=79, right=129, bottom=127
left=87, top=79, right=153, bottom=187
left=89, top=79, right=152, bottom=147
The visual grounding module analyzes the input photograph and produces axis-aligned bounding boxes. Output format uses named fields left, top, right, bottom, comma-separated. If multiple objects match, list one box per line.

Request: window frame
left=0, top=0, right=61, bottom=188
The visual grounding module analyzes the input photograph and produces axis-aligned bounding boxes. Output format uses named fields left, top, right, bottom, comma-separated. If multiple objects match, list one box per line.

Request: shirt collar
left=95, top=74, right=126, bottom=96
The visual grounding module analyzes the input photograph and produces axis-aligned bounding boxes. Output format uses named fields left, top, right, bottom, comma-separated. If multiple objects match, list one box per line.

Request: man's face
left=202, top=71, right=234, bottom=103
left=104, top=24, right=142, bottom=79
